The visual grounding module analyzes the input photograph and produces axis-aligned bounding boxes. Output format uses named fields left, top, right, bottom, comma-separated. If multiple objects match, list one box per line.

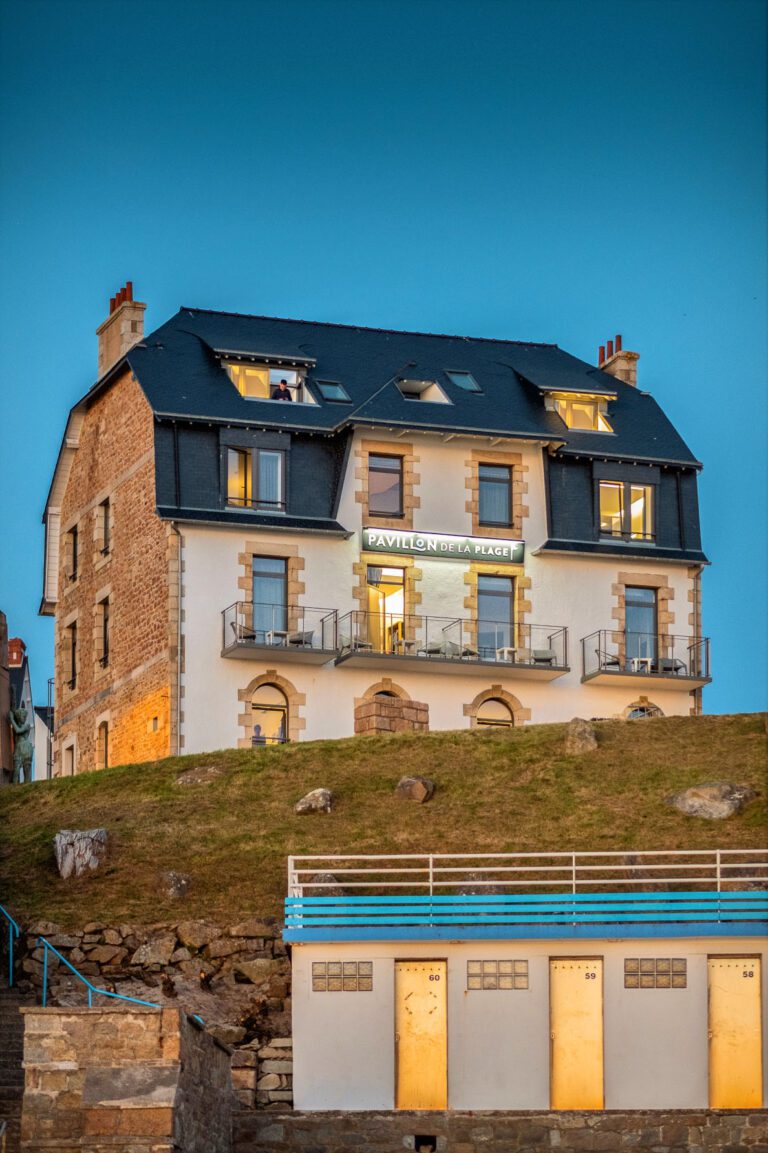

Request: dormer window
left=548, top=392, right=613, bottom=432
left=396, top=378, right=451, bottom=403
left=224, top=362, right=317, bottom=404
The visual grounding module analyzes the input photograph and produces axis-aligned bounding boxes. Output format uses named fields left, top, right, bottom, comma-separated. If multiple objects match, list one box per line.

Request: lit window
left=227, top=449, right=284, bottom=512
left=251, top=683, right=288, bottom=746
left=551, top=393, right=612, bottom=432
left=314, top=380, right=351, bottom=402
left=479, top=465, right=512, bottom=526
left=224, top=362, right=315, bottom=403
left=445, top=370, right=481, bottom=393
left=252, top=556, right=287, bottom=640
left=476, top=697, right=514, bottom=729
left=368, top=454, right=403, bottom=517
left=599, top=481, right=653, bottom=540
left=477, top=576, right=514, bottom=657
left=395, top=378, right=451, bottom=403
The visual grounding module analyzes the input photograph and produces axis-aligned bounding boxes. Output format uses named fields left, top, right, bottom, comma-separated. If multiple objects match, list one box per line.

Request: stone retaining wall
left=21, top=1005, right=232, bottom=1152
left=14, top=917, right=292, bottom=1110
left=233, top=1109, right=768, bottom=1152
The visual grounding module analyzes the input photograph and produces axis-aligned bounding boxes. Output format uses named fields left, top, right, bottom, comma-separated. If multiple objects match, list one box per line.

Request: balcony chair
left=596, top=647, right=621, bottom=671
left=288, top=629, right=315, bottom=649
left=655, top=656, right=687, bottom=675
left=339, top=632, right=374, bottom=654
left=532, top=648, right=557, bottom=667
left=231, top=620, right=259, bottom=644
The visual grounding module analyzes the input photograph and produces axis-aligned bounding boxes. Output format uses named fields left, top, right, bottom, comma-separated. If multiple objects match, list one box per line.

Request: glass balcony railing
left=582, top=630, right=711, bottom=681
left=337, top=611, right=567, bottom=668
left=222, top=602, right=338, bottom=653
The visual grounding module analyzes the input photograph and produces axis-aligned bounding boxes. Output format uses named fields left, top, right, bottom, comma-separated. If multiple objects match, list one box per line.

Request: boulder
left=294, top=788, right=334, bottom=814
left=234, top=959, right=282, bottom=985
left=159, top=870, right=191, bottom=900
left=130, top=933, right=177, bottom=966
left=394, top=775, right=435, bottom=803
left=307, top=872, right=345, bottom=896
left=176, top=920, right=219, bottom=950
left=53, top=829, right=108, bottom=879
left=667, top=782, right=758, bottom=820
left=564, top=718, right=598, bottom=755
left=175, top=765, right=227, bottom=787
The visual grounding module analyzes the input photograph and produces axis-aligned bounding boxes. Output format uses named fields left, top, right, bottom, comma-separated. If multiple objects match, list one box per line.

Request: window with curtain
left=368, top=454, right=403, bottom=516
left=227, top=448, right=285, bottom=511
left=252, top=557, right=287, bottom=639
left=625, top=586, right=658, bottom=664
left=479, top=465, right=512, bottom=526
left=477, top=575, right=514, bottom=656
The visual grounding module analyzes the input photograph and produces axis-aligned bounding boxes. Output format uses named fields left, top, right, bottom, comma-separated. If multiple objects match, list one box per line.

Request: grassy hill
left=0, top=714, right=765, bottom=929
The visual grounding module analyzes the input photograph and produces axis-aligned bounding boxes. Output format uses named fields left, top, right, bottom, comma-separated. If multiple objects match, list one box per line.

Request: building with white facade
left=41, top=288, right=710, bottom=771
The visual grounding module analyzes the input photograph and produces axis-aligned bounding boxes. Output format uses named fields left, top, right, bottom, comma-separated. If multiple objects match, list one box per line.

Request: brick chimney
left=597, top=333, right=639, bottom=387
left=96, top=281, right=146, bottom=378
left=8, top=637, right=26, bottom=668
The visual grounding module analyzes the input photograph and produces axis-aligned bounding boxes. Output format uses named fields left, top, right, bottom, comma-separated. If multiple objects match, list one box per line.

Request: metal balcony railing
left=582, top=630, right=710, bottom=679
left=222, top=601, right=338, bottom=652
left=337, top=610, right=567, bottom=667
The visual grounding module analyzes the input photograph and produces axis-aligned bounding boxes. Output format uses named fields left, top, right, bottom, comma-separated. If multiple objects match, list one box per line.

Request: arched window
left=252, top=684, right=288, bottom=746
left=476, top=698, right=514, bottom=729
left=625, top=701, right=664, bottom=720
left=374, top=690, right=398, bottom=698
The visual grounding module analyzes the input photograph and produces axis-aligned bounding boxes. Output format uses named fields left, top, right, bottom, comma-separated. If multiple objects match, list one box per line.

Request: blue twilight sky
left=0, top=0, right=765, bottom=713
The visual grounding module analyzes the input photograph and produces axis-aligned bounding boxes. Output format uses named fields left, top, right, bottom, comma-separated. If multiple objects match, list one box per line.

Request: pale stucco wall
left=291, top=936, right=767, bottom=1112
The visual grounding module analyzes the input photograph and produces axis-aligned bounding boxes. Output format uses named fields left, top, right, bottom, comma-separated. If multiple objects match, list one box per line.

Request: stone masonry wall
left=15, top=917, right=292, bottom=1110
left=21, top=1006, right=232, bottom=1153
left=55, top=368, right=176, bottom=774
left=354, top=696, right=429, bottom=734
left=234, top=1109, right=768, bottom=1153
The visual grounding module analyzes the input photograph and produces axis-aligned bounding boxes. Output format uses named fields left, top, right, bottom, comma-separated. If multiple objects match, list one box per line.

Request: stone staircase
left=0, top=979, right=34, bottom=1153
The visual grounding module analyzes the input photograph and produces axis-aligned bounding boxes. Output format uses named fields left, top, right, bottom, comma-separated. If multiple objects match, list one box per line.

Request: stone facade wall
left=14, top=917, right=292, bottom=1111
left=354, top=696, right=429, bottom=734
left=55, top=369, right=176, bottom=774
left=21, top=1005, right=231, bottom=1153
left=234, top=1109, right=768, bottom=1153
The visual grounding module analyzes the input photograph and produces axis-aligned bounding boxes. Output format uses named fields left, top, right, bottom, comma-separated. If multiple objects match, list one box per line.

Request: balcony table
left=496, top=646, right=517, bottom=662
left=630, top=656, right=653, bottom=673
left=267, top=629, right=290, bottom=647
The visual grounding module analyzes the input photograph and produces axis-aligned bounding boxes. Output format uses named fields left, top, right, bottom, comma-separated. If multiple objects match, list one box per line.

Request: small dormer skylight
left=546, top=391, right=613, bottom=432
left=396, top=378, right=451, bottom=404
left=314, top=380, right=351, bottom=402
left=445, top=370, right=481, bottom=393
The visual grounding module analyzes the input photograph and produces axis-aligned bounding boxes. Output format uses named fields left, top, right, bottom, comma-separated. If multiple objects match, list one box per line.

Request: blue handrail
left=0, top=903, right=20, bottom=987
left=38, top=937, right=160, bottom=1010
left=37, top=937, right=204, bottom=1025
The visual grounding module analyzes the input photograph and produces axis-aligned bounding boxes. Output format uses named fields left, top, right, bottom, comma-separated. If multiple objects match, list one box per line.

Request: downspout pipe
left=170, top=521, right=183, bottom=756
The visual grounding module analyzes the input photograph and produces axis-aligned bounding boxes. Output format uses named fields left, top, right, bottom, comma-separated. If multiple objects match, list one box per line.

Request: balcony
left=222, top=602, right=338, bottom=664
left=335, top=611, right=568, bottom=679
left=581, top=630, right=711, bottom=689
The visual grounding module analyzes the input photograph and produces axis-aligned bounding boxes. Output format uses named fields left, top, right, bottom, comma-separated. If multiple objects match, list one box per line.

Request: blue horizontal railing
left=284, top=890, right=768, bottom=942
left=0, top=903, right=21, bottom=987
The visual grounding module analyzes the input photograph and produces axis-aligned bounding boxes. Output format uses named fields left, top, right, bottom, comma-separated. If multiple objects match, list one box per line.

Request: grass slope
left=0, top=714, right=765, bottom=928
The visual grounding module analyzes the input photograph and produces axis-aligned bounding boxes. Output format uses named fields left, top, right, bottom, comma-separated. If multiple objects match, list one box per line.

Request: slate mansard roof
left=107, top=308, right=700, bottom=467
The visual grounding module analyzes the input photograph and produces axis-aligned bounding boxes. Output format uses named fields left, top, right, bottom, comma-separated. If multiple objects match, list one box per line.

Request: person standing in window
left=271, top=378, right=293, bottom=401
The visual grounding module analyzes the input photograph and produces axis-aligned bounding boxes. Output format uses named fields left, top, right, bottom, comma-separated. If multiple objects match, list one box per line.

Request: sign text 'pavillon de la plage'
left=362, top=528, right=525, bottom=564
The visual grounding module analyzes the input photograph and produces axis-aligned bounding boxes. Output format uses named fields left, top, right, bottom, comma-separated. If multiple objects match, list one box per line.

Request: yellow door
left=395, top=960, right=447, bottom=1109
left=708, top=956, right=763, bottom=1108
left=550, top=957, right=604, bottom=1109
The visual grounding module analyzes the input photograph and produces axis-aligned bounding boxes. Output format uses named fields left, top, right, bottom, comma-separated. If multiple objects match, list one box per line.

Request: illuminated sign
left=362, top=528, right=524, bottom=564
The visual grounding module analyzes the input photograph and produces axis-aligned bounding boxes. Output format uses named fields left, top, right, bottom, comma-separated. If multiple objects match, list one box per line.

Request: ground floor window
left=252, top=683, right=288, bottom=745
left=476, top=697, right=514, bottom=728
left=625, top=700, right=664, bottom=720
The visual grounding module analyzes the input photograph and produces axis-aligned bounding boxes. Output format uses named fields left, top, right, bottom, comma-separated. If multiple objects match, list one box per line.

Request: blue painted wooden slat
left=285, top=890, right=762, bottom=906
left=286, top=899, right=766, bottom=915
left=285, top=912, right=766, bottom=929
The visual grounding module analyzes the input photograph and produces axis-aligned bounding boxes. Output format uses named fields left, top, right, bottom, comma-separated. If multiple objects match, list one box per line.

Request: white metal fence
left=287, top=849, right=768, bottom=898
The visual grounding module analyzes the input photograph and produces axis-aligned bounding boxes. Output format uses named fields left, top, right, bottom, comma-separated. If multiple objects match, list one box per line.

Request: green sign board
left=362, top=527, right=524, bottom=564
